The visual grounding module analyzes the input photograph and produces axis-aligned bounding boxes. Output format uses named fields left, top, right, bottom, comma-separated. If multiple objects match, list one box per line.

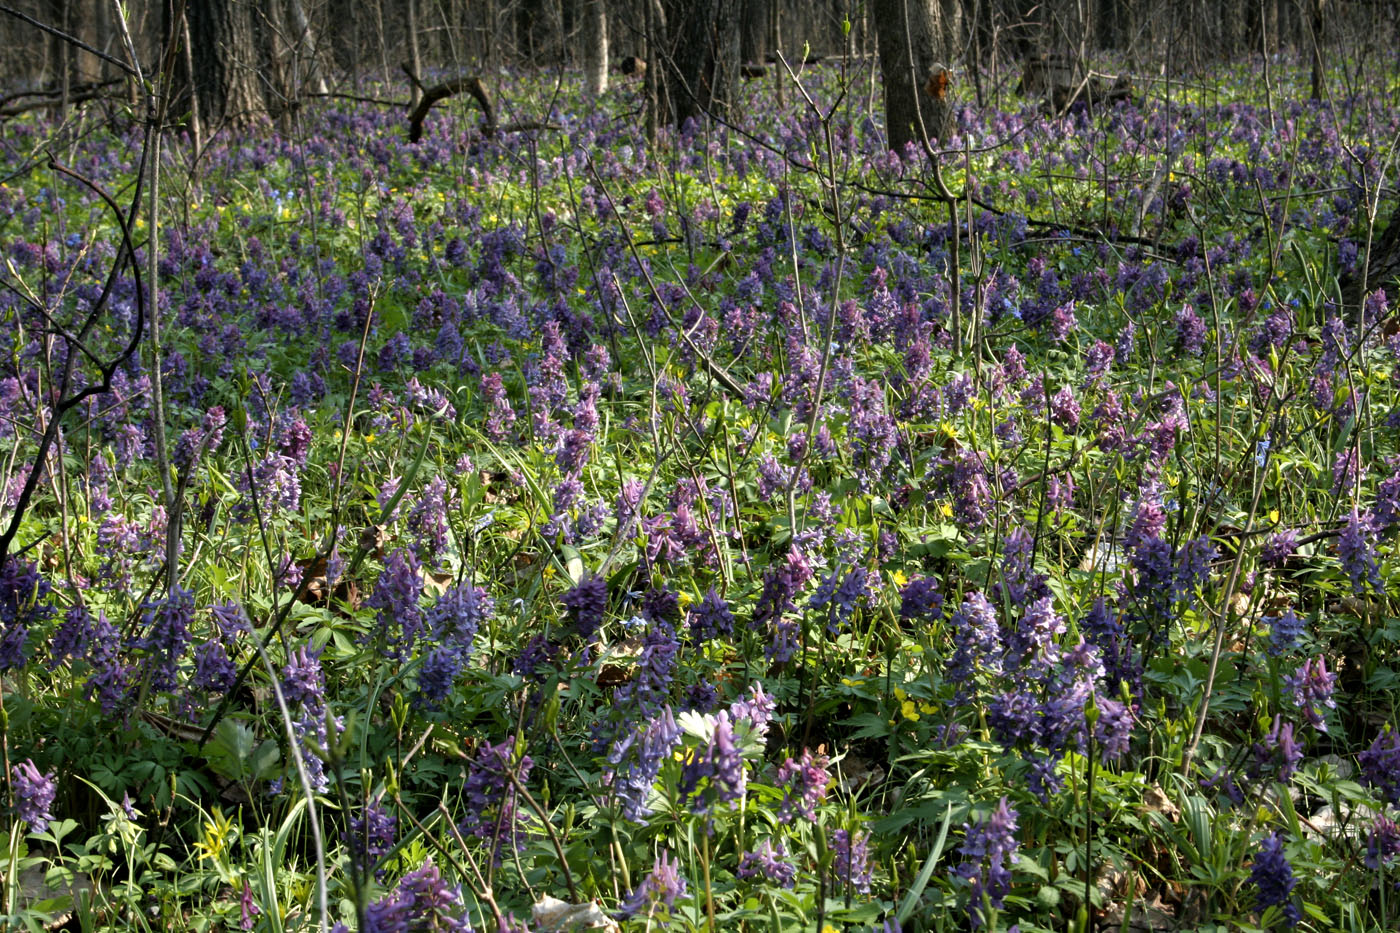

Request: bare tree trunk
left=286, top=0, right=328, bottom=95
left=582, top=0, right=608, bottom=95
left=1308, top=0, right=1325, bottom=100
left=659, top=0, right=740, bottom=126
left=741, top=0, right=768, bottom=64
left=187, top=0, right=269, bottom=129
left=407, top=0, right=423, bottom=106
left=872, top=0, right=948, bottom=152
left=644, top=0, right=663, bottom=141
left=181, top=9, right=202, bottom=156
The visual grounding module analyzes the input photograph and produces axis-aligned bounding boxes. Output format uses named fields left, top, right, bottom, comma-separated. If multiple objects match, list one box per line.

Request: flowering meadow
left=3, top=56, right=1400, bottom=932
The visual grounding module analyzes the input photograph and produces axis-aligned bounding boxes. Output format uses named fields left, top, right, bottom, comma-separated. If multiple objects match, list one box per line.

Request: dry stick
left=1180, top=444, right=1269, bottom=777
left=250, top=626, right=330, bottom=933
left=437, top=803, right=511, bottom=928
left=583, top=156, right=746, bottom=398
left=773, top=51, right=849, bottom=524
left=0, top=160, right=146, bottom=567
left=501, top=761, right=580, bottom=903
left=0, top=4, right=139, bottom=78
left=195, top=296, right=377, bottom=755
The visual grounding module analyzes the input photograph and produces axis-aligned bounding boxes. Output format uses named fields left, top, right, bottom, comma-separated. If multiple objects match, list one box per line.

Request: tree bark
left=581, top=0, right=608, bottom=96
left=741, top=0, right=769, bottom=65
left=872, top=0, right=949, bottom=152
left=186, top=0, right=269, bottom=129
left=407, top=0, right=424, bottom=107
left=658, top=0, right=740, bottom=127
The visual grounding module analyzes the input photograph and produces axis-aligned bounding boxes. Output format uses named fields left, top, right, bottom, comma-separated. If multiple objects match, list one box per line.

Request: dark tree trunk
left=1308, top=0, right=1325, bottom=100
left=741, top=0, right=769, bottom=65
left=872, top=0, right=949, bottom=152
left=656, top=0, right=740, bottom=127
left=185, top=0, right=269, bottom=129
left=1344, top=201, right=1400, bottom=320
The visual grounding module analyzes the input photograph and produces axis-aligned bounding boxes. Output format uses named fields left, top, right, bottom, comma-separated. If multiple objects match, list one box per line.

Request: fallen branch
left=0, top=78, right=123, bottom=120
left=408, top=74, right=495, bottom=142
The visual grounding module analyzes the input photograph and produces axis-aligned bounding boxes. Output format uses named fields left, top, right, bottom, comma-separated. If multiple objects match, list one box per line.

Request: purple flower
left=683, top=715, right=746, bottom=813
left=605, top=708, right=682, bottom=822
left=1360, top=729, right=1400, bottom=804
left=407, top=475, right=452, bottom=561
left=426, top=582, right=493, bottom=651
left=1338, top=508, right=1381, bottom=594
left=952, top=797, right=1018, bottom=926
left=480, top=372, right=516, bottom=441
left=615, top=621, right=679, bottom=710
left=281, top=645, right=335, bottom=792
left=947, top=593, right=1002, bottom=691
left=1093, top=695, right=1135, bottom=762
left=899, top=576, right=944, bottom=623
left=737, top=839, right=797, bottom=888
left=1365, top=815, right=1400, bottom=870
left=363, top=860, right=472, bottom=933
left=366, top=549, right=425, bottom=658
left=11, top=759, right=56, bottom=833
left=458, top=739, right=533, bottom=863
left=1284, top=656, right=1337, bottom=732
left=1200, top=766, right=1245, bottom=807
left=346, top=796, right=397, bottom=879
left=1050, top=386, right=1080, bottom=430
left=1267, top=609, right=1305, bottom=656
left=1332, top=448, right=1361, bottom=494
left=0, top=557, right=55, bottom=670
left=810, top=567, right=868, bottom=633
left=190, top=639, right=237, bottom=694
left=687, top=588, right=735, bottom=641
left=1249, top=833, right=1299, bottom=927
left=138, top=586, right=196, bottom=693
left=832, top=828, right=872, bottom=894
left=1176, top=305, right=1207, bottom=356
left=83, top=611, right=133, bottom=716
left=49, top=602, right=95, bottom=671
left=1251, top=716, right=1303, bottom=783
left=240, top=880, right=260, bottom=930
left=776, top=749, right=831, bottom=824
left=234, top=455, right=302, bottom=518
left=1009, top=596, right=1064, bottom=669
left=619, top=850, right=687, bottom=918
left=729, top=683, right=776, bottom=739
left=562, top=575, right=608, bottom=642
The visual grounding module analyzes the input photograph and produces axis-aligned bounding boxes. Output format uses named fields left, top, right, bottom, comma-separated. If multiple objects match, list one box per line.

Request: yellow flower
left=901, top=699, right=920, bottom=721
left=891, top=570, right=908, bottom=587
left=195, top=808, right=236, bottom=862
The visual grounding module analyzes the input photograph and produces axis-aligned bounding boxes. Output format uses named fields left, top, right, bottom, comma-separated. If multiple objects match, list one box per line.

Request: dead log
left=407, top=74, right=495, bottom=143
left=0, top=78, right=123, bottom=120
left=1049, top=74, right=1134, bottom=115
left=619, top=56, right=646, bottom=77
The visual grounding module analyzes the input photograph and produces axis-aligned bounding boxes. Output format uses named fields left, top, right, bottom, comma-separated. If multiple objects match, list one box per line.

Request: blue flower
left=1249, top=833, right=1299, bottom=927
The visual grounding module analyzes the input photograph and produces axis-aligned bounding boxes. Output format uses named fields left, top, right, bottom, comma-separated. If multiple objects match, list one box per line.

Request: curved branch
left=407, top=75, right=495, bottom=142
